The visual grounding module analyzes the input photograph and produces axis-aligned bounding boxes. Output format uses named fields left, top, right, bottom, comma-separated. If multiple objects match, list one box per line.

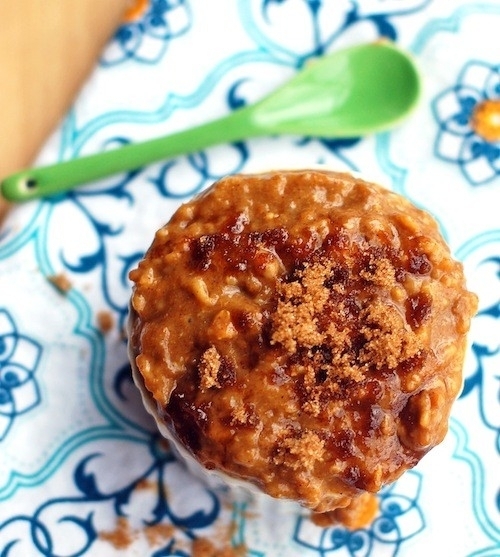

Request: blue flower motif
left=101, top=0, right=192, bottom=66
left=293, top=471, right=424, bottom=556
left=432, top=60, right=500, bottom=185
left=0, top=437, right=220, bottom=555
left=0, top=309, right=42, bottom=441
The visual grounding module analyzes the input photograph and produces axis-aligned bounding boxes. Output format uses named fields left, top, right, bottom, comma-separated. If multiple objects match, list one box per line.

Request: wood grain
left=0, top=0, right=129, bottom=219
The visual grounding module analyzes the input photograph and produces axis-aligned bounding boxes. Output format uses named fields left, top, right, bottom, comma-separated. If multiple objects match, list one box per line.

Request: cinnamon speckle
left=47, top=273, right=72, bottom=294
left=144, top=523, right=175, bottom=547
left=97, top=310, right=114, bottom=333
left=192, top=538, right=246, bottom=557
left=99, top=517, right=135, bottom=550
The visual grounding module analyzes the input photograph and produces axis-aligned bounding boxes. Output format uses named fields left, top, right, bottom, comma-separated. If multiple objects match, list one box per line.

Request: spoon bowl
left=1, top=41, right=420, bottom=202
left=251, top=41, right=420, bottom=137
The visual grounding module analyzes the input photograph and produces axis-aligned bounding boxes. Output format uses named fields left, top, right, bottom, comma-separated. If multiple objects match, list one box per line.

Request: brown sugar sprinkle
left=199, top=346, right=222, bottom=390
left=271, top=250, right=423, bottom=416
left=47, top=272, right=72, bottom=294
left=198, top=346, right=237, bottom=392
left=276, top=430, right=326, bottom=471
left=229, top=397, right=250, bottom=425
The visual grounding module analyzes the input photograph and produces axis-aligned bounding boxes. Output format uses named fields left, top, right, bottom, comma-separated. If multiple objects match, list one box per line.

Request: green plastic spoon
left=1, top=41, right=420, bottom=202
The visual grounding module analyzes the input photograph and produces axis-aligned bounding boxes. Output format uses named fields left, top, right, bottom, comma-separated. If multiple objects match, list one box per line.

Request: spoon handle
left=1, top=105, right=258, bottom=202
left=1, top=42, right=420, bottom=202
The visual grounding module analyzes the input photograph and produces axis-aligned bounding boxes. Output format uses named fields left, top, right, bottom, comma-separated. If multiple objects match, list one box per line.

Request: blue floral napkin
left=1, top=1, right=500, bottom=555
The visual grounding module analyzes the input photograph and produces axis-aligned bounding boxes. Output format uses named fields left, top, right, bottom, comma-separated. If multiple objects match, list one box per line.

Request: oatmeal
left=128, top=170, right=477, bottom=526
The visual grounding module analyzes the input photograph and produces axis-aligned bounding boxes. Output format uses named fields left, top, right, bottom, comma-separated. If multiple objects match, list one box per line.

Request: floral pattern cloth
left=1, top=0, right=500, bottom=555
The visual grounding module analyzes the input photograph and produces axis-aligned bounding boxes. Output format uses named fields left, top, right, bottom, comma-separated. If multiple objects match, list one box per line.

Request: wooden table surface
left=0, top=0, right=130, bottom=219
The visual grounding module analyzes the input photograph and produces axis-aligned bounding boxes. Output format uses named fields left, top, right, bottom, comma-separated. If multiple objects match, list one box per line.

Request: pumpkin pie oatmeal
left=128, top=169, right=478, bottom=528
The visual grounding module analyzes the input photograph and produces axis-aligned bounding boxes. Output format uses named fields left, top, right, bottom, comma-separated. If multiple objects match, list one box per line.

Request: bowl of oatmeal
left=128, top=169, right=477, bottom=529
